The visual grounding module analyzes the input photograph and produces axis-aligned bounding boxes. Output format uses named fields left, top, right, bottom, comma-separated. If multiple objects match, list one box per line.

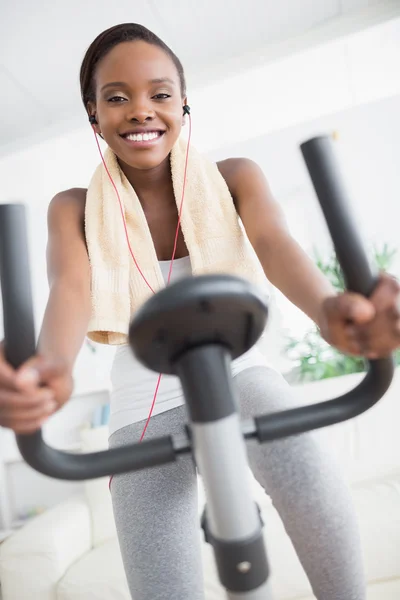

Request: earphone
left=89, top=104, right=190, bottom=125
left=89, top=104, right=192, bottom=445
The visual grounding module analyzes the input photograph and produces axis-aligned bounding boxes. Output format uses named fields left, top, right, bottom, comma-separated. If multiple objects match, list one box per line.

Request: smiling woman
left=75, top=24, right=369, bottom=600
left=1, top=19, right=399, bottom=600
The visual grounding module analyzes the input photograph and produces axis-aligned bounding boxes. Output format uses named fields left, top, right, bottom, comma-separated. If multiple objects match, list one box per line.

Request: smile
left=120, top=131, right=165, bottom=146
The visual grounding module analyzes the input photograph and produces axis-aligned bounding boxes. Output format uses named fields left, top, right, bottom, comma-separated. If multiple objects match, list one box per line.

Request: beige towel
left=85, top=137, right=267, bottom=345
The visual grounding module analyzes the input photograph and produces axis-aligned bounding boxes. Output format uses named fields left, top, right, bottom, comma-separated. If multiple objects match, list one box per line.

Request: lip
left=120, top=127, right=165, bottom=136
left=119, top=130, right=165, bottom=148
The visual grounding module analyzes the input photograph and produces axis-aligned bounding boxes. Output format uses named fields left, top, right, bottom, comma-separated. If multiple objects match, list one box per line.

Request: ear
left=87, top=101, right=102, bottom=135
left=182, top=96, right=189, bottom=125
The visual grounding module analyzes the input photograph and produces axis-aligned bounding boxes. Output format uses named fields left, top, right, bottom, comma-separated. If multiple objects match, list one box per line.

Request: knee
left=234, top=366, right=299, bottom=420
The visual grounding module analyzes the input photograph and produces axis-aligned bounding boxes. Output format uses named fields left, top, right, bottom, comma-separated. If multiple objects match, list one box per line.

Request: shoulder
left=216, top=157, right=271, bottom=207
left=216, top=157, right=263, bottom=187
left=49, top=187, right=87, bottom=210
left=48, top=187, right=87, bottom=219
left=47, top=187, right=87, bottom=231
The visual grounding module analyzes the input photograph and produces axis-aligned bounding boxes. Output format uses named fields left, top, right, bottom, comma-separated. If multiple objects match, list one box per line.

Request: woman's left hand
left=318, top=272, right=400, bottom=359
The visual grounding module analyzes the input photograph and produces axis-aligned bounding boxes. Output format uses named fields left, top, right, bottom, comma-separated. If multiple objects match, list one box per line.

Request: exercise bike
left=0, top=136, right=394, bottom=599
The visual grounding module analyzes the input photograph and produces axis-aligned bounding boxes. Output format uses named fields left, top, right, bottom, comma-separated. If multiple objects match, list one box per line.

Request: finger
left=340, top=293, right=376, bottom=324
left=344, top=323, right=358, bottom=339
left=357, top=316, right=400, bottom=358
left=15, top=356, right=67, bottom=389
left=0, top=387, right=55, bottom=411
left=342, top=325, right=367, bottom=355
left=323, top=320, right=363, bottom=355
left=0, top=361, right=18, bottom=390
left=338, top=338, right=366, bottom=357
left=0, top=397, right=57, bottom=421
left=365, top=336, right=400, bottom=358
left=326, top=294, right=375, bottom=326
left=4, top=416, right=52, bottom=435
left=369, top=273, right=400, bottom=314
left=15, top=355, right=44, bottom=389
left=0, top=343, right=19, bottom=390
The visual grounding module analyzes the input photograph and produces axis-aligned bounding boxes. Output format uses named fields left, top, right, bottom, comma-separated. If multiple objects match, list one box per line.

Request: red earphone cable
left=92, top=115, right=192, bottom=444
left=138, top=117, right=192, bottom=442
left=166, top=116, right=192, bottom=284
left=93, top=134, right=155, bottom=294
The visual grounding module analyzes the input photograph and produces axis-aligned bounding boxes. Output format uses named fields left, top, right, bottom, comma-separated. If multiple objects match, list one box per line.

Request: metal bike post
left=176, top=345, right=273, bottom=599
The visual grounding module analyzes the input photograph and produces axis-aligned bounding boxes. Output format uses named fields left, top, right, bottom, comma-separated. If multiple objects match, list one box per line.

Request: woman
left=0, top=23, right=399, bottom=600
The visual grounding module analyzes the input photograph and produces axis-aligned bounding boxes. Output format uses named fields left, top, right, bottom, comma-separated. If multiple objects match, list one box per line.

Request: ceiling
left=0, top=0, right=399, bottom=157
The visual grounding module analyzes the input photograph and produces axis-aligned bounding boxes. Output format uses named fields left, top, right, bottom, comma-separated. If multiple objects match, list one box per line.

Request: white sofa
left=1, top=369, right=400, bottom=599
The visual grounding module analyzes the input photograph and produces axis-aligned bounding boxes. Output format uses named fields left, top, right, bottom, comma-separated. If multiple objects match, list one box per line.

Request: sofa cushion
left=354, top=471, right=400, bottom=583
left=57, top=538, right=130, bottom=600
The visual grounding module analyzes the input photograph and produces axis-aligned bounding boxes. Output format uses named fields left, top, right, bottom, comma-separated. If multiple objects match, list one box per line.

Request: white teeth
left=125, top=131, right=160, bottom=142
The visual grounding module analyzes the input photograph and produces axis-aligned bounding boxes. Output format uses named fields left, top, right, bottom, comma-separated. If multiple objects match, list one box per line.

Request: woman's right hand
left=0, top=343, right=74, bottom=434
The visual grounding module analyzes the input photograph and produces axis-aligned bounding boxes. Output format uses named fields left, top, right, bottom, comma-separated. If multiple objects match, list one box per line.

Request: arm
left=218, top=158, right=335, bottom=327
left=38, top=188, right=92, bottom=368
left=0, top=189, right=95, bottom=432
left=218, top=158, right=400, bottom=358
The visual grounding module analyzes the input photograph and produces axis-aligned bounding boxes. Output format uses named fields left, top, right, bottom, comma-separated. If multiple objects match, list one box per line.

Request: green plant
left=284, top=243, right=400, bottom=383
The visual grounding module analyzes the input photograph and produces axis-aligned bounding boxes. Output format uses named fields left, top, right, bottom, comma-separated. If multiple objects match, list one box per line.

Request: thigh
left=109, top=406, right=205, bottom=600
left=233, top=367, right=366, bottom=600
left=232, top=365, right=339, bottom=496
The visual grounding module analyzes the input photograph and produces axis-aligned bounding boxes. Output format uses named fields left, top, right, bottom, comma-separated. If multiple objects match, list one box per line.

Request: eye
left=153, top=93, right=171, bottom=100
left=107, top=96, right=127, bottom=103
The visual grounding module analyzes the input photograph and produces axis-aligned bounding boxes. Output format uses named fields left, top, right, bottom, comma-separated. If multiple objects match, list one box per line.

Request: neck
left=118, top=155, right=174, bottom=211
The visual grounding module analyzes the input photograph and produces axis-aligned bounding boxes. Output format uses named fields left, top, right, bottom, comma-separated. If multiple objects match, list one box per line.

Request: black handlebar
left=300, top=136, right=377, bottom=296
left=0, top=135, right=394, bottom=480
left=0, top=205, right=36, bottom=369
left=253, top=136, right=394, bottom=442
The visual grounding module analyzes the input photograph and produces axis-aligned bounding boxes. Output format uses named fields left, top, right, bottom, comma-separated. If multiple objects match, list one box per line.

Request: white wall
left=189, top=16, right=400, bottom=153
left=209, top=93, right=400, bottom=350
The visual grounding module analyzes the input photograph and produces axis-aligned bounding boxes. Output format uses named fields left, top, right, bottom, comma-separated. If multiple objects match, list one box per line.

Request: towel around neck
left=85, top=136, right=268, bottom=345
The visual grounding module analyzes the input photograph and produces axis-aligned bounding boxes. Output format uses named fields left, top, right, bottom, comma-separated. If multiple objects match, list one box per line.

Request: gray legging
left=109, top=366, right=365, bottom=600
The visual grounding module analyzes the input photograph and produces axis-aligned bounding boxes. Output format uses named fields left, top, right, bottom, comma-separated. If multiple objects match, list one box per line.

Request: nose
left=126, top=98, right=155, bottom=123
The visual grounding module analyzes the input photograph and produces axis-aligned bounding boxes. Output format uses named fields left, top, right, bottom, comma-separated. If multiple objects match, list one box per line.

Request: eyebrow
left=100, top=78, right=176, bottom=92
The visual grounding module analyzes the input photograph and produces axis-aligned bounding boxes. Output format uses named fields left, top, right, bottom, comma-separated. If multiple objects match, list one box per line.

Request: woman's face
left=89, top=41, right=186, bottom=171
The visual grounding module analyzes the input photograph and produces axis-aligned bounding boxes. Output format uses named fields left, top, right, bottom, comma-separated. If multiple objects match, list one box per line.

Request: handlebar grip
left=300, top=136, right=377, bottom=296
left=0, top=204, right=36, bottom=368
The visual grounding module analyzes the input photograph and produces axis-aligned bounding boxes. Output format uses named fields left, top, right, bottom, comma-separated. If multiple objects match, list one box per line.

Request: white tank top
left=108, top=256, right=269, bottom=435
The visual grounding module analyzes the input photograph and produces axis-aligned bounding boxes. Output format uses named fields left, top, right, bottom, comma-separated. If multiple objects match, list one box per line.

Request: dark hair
left=79, top=23, right=186, bottom=113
